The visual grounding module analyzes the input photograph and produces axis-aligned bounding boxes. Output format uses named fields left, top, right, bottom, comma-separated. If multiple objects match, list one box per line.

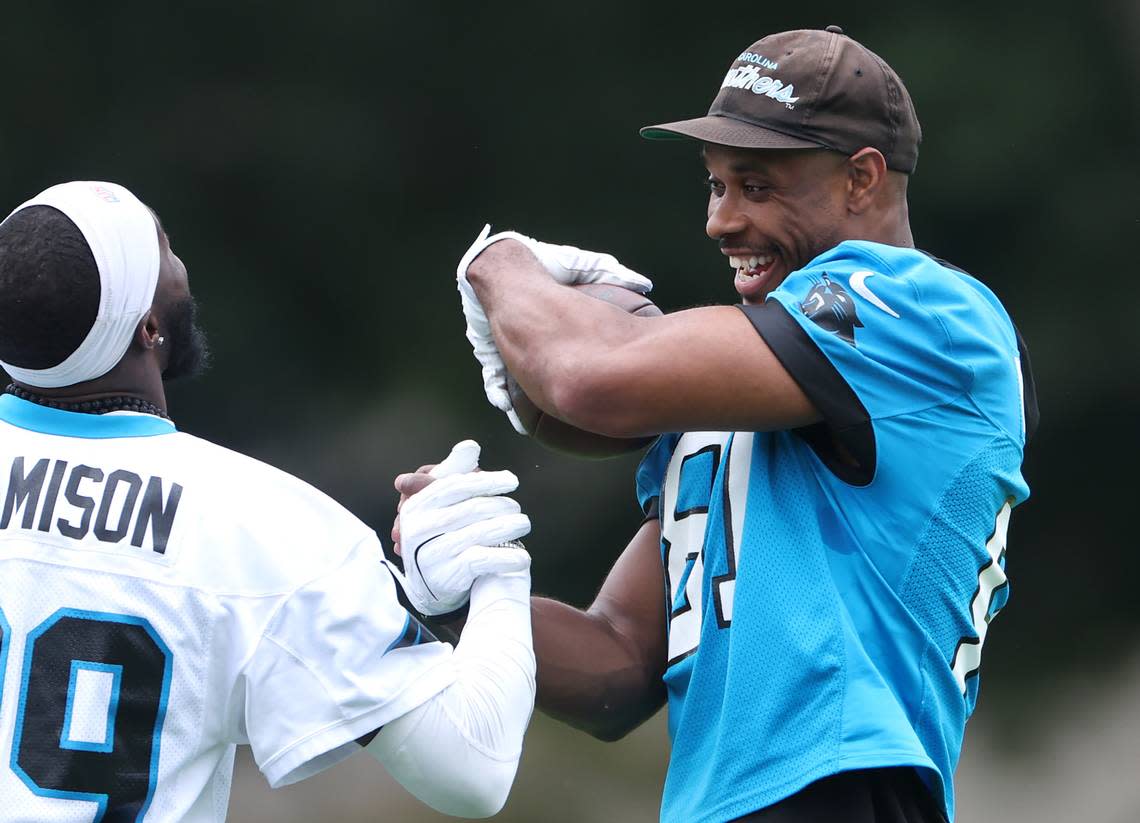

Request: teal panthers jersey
left=636, top=241, right=1037, bottom=823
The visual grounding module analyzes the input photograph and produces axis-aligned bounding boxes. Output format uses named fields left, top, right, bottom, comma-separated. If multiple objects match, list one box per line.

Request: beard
left=162, top=295, right=210, bottom=381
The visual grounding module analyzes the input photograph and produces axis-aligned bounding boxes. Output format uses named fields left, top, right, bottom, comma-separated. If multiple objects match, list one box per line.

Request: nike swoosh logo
left=413, top=532, right=448, bottom=599
left=849, top=271, right=900, bottom=318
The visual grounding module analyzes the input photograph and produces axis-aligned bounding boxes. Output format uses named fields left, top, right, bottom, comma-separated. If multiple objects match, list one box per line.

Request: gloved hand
left=395, top=440, right=531, bottom=616
left=528, top=237, right=654, bottom=294
left=455, top=225, right=654, bottom=434
left=455, top=226, right=526, bottom=434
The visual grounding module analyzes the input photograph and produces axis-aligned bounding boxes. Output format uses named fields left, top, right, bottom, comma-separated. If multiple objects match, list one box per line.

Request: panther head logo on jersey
left=800, top=274, right=863, bottom=346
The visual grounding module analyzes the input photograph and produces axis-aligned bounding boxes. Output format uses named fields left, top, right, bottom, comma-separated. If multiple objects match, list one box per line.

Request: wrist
left=467, top=238, right=535, bottom=286
left=470, top=570, right=531, bottom=615
left=420, top=605, right=469, bottom=646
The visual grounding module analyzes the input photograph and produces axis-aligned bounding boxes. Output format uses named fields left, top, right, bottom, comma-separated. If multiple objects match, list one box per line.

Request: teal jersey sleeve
left=740, top=240, right=1035, bottom=485
left=636, top=433, right=680, bottom=517
left=771, top=243, right=973, bottom=412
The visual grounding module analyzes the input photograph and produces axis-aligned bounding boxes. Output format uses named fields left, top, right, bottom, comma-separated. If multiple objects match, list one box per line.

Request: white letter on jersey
left=951, top=500, right=1013, bottom=693
left=662, top=432, right=753, bottom=665
left=661, top=433, right=726, bottom=666
left=712, top=432, right=753, bottom=628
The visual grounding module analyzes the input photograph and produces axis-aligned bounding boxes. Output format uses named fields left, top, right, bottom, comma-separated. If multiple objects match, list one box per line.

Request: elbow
left=468, top=781, right=513, bottom=819
left=365, top=688, right=528, bottom=819
left=538, top=674, right=661, bottom=743
left=588, top=717, right=639, bottom=743
left=376, top=740, right=520, bottom=818
left=544, top=701, right=647, bottom=743
left=426, top=763, right=517, bottom=818
left=581, top=683, right=660, bottom=742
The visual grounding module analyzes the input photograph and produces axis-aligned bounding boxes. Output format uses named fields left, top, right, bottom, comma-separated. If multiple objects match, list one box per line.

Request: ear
left=136, top=310, right=163, bottom=351
left=845, top=148, right=888, bottom=214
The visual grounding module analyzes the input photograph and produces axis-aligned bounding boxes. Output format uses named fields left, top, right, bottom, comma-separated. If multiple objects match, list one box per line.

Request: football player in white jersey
left=0, top=181, right=536, bottom=821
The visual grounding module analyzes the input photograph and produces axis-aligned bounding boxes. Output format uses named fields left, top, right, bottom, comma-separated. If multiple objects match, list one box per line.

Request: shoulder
left=785, top=241, right=983, bottom=306
left=156, top=431, right=378, bottom=592
left=164, top=432, right=357, bottom=512
left=768, top=241, right=1020, bottom=368
left=800, top=242, right=1016, bottom=334
left=741, top=242, right=1029, bottom=478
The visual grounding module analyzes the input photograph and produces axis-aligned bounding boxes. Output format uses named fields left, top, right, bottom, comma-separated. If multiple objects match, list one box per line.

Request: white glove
left=457, top=223, right=654, bottom=301
left=398, top=440, right=531, bottom=616
left=528, top=238, right=654, bottom=294
left=455, top=225, right=655, bottom=434
left=455, top=226, right=526, bottom=434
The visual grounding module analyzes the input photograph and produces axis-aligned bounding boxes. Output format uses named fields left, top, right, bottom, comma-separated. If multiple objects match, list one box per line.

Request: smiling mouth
left=729, top=253, right=775, bottom=283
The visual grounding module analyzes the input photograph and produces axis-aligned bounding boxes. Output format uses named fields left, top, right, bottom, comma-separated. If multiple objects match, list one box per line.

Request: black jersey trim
left=1012, top=324, right=1039, bottom=444
left=730, top=767, right=948, bottom=822
left=640, top=495, right=661, bottom=526
left=737, top=302, right=875, bottom=486
left=382, top=564, right=459, bottom=644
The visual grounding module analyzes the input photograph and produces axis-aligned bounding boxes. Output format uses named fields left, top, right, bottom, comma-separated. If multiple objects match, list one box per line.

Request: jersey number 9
left=0, top=608, right=172, bottom=822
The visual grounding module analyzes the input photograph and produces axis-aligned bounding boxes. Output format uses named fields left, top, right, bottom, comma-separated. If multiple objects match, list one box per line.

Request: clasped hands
left=455, top=225, right=654, bottom=434
left=389, top=439, right=531, bottom=616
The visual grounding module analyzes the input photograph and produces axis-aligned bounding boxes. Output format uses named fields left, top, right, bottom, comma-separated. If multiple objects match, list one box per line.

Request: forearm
left=533, top=595, right=666, bottom=742
left=366, top=573, right=535, bottom=817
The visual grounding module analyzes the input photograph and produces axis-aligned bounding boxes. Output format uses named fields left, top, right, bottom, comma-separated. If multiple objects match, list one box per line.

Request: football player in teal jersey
left=426, top=25, right=1037, bottom=823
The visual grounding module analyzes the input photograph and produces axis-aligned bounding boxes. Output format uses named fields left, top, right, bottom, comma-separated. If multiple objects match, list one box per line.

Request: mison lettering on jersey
left=1, top=455, right=182, bottom=555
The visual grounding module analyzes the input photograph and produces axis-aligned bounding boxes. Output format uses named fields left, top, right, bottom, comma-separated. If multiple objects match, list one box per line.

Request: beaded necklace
left=4, top=383, right=169, bottom=419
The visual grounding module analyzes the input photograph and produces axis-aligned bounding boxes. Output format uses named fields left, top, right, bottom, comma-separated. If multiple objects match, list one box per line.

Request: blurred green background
left=1, top=1, right=1137, bottom=820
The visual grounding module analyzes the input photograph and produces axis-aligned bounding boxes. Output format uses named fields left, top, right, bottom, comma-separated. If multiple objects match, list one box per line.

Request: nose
left=705, top=191, right=748, bottom=240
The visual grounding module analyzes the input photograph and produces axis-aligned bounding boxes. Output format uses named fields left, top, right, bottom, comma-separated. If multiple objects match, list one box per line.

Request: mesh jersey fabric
left=635, top=242, right=1032, bottom=823
left=0, top=396, right=456, bottom=822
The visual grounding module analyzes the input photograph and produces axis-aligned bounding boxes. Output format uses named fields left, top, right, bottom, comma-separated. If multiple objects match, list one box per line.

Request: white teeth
left=729, top=254, right=774, bottom=272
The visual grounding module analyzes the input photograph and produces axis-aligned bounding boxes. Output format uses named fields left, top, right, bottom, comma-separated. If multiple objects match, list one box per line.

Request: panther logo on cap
left=800, top=274, right=863, bottom=346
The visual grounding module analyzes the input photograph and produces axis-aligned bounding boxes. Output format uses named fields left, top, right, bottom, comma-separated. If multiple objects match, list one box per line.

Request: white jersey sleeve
left=237, top=535, right=455, bottom=787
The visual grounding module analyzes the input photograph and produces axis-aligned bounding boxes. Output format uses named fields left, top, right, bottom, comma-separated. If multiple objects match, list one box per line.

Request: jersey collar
left=0, top=394, right=178, bottom=439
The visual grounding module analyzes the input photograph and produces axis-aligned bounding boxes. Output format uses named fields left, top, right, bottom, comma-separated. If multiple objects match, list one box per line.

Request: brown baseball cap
left=641, top=26, right=922, bottom=173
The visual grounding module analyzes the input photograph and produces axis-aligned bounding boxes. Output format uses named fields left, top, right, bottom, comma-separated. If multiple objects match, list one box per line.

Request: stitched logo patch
left=800, top=273, right=864, bottom=346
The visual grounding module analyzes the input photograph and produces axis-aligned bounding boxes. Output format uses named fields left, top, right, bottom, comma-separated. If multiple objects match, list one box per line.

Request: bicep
left=562, top=306, right=820, bottom=438
left=588, top=518, right=667, bottom=663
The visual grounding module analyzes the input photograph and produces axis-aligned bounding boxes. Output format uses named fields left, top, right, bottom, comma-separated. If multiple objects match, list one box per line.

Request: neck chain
left=4, top=383, right=169, bottom=419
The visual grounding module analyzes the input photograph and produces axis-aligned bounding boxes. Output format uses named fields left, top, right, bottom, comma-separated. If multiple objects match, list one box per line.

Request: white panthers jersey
left=0, top=395, right=457, bottom=822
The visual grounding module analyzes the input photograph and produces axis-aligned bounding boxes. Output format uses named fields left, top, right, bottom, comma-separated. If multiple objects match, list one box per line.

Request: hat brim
left=640, top=115, right=824, bottom=151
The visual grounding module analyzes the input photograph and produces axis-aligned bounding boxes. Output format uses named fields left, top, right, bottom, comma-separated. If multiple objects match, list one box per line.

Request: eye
left=705, top=177, right=725, bottom=196
left=743, top=182, right=770, bottom=196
